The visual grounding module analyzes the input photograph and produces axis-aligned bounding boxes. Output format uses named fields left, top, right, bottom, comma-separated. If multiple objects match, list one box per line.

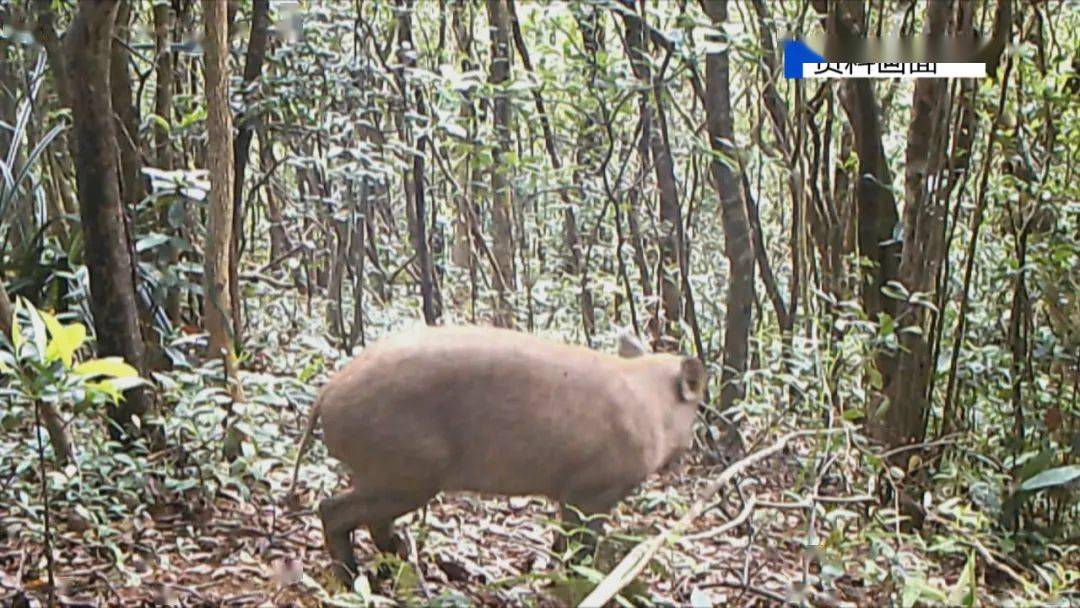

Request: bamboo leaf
left=1019, top=465, right=1080, bottom=493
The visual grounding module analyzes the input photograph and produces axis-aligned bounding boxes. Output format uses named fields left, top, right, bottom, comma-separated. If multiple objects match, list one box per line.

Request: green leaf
left=12, top=123, right=66, bottom=201
left=41, top=311, right=86, bottom=368
left=146, top=113, right=170, bottom=134
left=136, top=233, right=172, bottom=253
left=867, top=366, right=884, bottom=390
left=40, top=310, right=62, bottom=342
left=86, top=380, right=123, bottom=402
left=105, top=376, right=147, bottom=392
left=74, top=357, right=140, bottom=380
left=1015, top=448, right=1055, bottom=483
left=947, top=551, right=978, bottom=607
left=10, top=314, right=22, bottom=351
left=25, top=300, right=47, bottom=360
left=1018, top=465, right=1080, bottom=493
left=842, top=408, right=865, bottom=421
left=442, top=122, right=467, bottom=139
left=178, top=106, right=207, bottom=130
left=881, top=280, right=909, bottom=302
left=901, top=576, right=947, bottom=608
left=351, top=569, right=371, bottom=598
left=878, top=312, right=895, bottom=336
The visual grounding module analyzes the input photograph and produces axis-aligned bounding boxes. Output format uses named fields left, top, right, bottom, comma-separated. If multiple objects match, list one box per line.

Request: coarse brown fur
left=291, top=325, right=706, bottom=585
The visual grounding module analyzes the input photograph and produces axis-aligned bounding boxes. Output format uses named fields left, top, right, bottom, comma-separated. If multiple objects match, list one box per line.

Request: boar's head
left=617, top=330, right=706, bottom=470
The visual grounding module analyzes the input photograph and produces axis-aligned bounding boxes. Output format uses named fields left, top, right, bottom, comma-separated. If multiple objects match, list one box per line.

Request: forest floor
left=0, top=306, right=1070, bottom=606
left=1, top=436, right=872, bottom=607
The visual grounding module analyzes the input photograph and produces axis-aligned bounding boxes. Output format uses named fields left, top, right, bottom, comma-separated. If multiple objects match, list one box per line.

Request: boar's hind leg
left=370, top=519, right=407, bottom=555
left=318, top=488, right=433, bottom=584
left=319, top=490, right=365, bottom=585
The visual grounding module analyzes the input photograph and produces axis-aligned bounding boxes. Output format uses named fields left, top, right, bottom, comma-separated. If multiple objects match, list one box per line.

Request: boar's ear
left=678, top=357, right=707, bottom=402
left=617, top=330, right=646, bottom=358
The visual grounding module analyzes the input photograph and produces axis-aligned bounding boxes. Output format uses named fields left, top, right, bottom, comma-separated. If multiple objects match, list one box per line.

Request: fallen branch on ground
left=925, top=511, right=1033, bottom=591
left=579, top=429, right=840, bottom=607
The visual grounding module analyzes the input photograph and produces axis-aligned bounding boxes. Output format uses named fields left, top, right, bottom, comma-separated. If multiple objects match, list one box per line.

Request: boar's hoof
left=318, top=495, right=361, bottom=587
left=551, top=530, right=568, bottom=555
left=553, top=509, right=605, bottom=558
left=330, top=555, right=359, bottom=588
left=370, top=523, right=407, bottom=557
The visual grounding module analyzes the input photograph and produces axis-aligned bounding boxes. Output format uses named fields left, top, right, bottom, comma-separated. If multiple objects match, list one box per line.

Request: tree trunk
left=747, top=0, right=793, bottom=328
left=394, top=0, right=438, bottom=324
left=877, top=0, right=957, bottom=448
left=66, top=0, right=153, bottom=436
left=230, top=0, right=272, bottom=344
left=348, top=179, right=368, bottom=349
left=832, top=4, right=900, bottom=323
left=259, top=128, right=291, bottom=264
left=414, top=136, right=437, bottom=325
left=153, top=1, right=182, bottom=324
left=487, top=0, right=515, bottom=327
left=32, top=0, right=75, bottom=246
left=32, top=0, right=71, bottom=113
left=620, top=1, right=682, bottom=347
left=109, top=1, right=144, bottom=207
left=822, top=1, right=903, bottom=446
left=203, top=0, right=244, bottom=402
left=450, top=0, right=475, bottom=310
left=840, top=83, right=899, bottom=319
left=702, top=0, right=755, bottom=423
left=395, top=2, right=419, bottom=252
left=627, top=132, right=654, bottom=338
left=0, top=280, right=13, bottom=341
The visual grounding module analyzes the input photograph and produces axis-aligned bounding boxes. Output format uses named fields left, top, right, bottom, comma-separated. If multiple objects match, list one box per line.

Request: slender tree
left=66, top=0, right=154, bottom=435
left=109, top=1, right=144, bottom=207
left=153, top=0, right=182, bottom=323
left=832, top=6, right=900, bottom=324
left=619, top=0, right=682, bottom=347
left=487, top=0, right=515, bottom=327
left=702, top=0, right=755, bottom=420
left=0, top=281, right=13, bottom=341
left=396, top=0, right=438, bottom=324
left=230, top=0, right=273, bottom=343
left=450, top=0, right=475, bottom=274
left=203, top=0, right=244, bottom=401
left=877, top=0, right=957, bottom=448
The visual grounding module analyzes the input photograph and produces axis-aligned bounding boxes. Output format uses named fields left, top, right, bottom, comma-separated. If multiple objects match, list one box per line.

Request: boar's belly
left=437, top=407, right=652, bottom=501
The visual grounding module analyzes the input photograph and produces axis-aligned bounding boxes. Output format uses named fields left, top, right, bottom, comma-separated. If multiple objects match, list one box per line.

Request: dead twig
left=925, top=511, right=1034, bottom=592
left=700, top=579, right=788, bottom=604
left=677, top=497, right=757, bottom=544
left=580, top=429, right=839, bottom=607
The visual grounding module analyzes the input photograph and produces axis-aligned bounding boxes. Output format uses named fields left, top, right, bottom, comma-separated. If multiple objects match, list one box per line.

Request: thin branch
left=581, top=429, right=840, bottom=607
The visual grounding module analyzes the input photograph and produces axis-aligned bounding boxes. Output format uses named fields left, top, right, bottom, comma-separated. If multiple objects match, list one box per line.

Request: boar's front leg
left=553, top=504, right=607, bottom=555
left=553, top=485, right=630, bottom=555
left=318, top=488, right=433, bottom=586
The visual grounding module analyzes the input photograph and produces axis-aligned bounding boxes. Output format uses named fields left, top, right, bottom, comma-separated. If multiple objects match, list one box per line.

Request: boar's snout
left=647, top=354, right=708, bottom=475
left=677, top=357, right=706, bottom=403
left=658, top=442, right=690, bottom=475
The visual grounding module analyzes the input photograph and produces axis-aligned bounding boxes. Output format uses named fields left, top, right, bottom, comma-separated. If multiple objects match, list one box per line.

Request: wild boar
left=290, top=325, right=705, bottom=584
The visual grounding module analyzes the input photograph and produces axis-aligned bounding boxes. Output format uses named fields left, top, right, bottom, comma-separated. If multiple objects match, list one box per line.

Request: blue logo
left=783, top=39, right=826, bottom=79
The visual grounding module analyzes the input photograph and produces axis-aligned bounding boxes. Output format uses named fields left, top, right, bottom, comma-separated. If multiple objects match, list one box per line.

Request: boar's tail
left=289, top=394, right=323, bottom=496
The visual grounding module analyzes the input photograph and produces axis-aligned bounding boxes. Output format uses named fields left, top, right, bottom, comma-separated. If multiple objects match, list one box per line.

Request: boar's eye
left=678, top=357, right=706, bottom=402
